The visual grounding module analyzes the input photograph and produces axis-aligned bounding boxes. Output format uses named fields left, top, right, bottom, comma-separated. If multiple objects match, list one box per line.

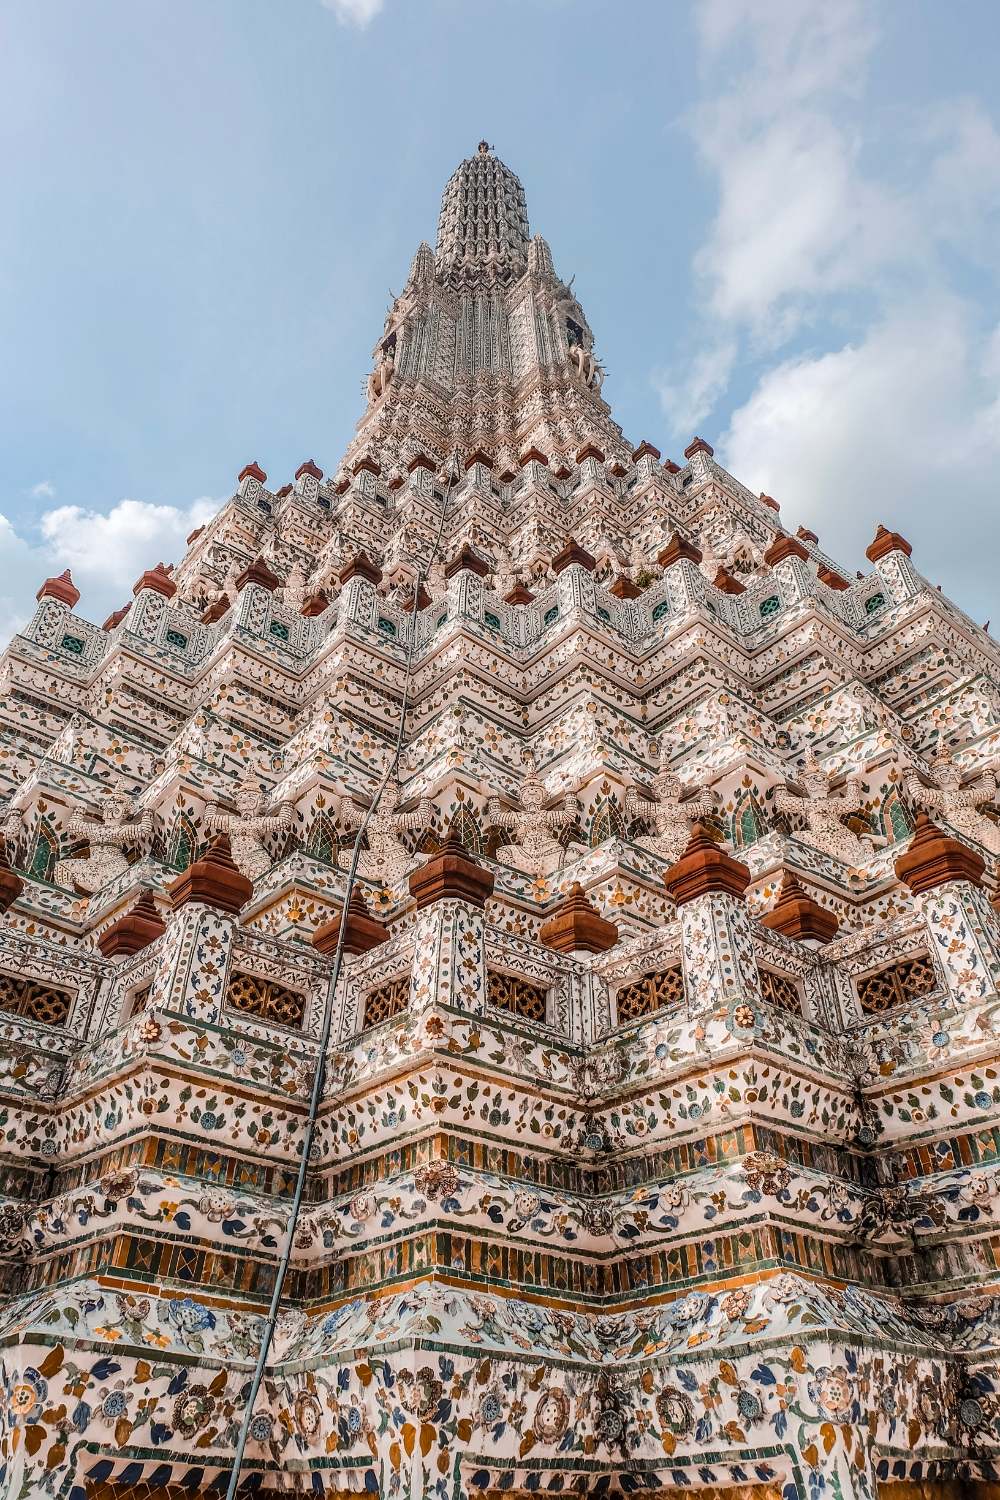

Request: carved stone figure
left=905, top=752, right=1000, bottom=855
left=774, top=753, right=882, bottom=867
left=339, top=776, right=433, bottom=886
left=625, top=759, right=716, bottom=863
left=205, top=774, right=293, bottom=884
left=488, top=756, right=584, bottom=875
left=54, top=780, right=153, bottom=894
left=282, top=563, right=307, bottom=613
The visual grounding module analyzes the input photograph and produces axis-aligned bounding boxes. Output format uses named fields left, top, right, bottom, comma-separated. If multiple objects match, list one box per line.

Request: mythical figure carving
left=488, top=755, right=584, bottom=875
left=282, top=563, right=307, bottom=613
left=367, top=339, right=396, bottom=403
left=205, top=774, right=293, bottom=884
left=625, top=757, right=716, bottom=863
left=774, top=753, right=882, bottom=867
left=904, top=751, right=1000, bottom=855
left=53, top=780, right=153, bottom=894
left=339, top=777, right=433, bottom=886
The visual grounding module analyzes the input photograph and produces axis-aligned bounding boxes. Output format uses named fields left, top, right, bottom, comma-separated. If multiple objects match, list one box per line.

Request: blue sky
left=2, top=0, right=999, bottom=632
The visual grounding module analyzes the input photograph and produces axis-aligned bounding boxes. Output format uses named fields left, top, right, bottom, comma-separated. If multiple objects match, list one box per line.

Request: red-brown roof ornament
left=713, top=566, right=746, bottom=595
left=97, top=890, right=167, bottom=958
left=866, top=524, right=912, bottom=563
left=657, top=533, right=702, bottom=569
left=538, top=883, right=619, bottom=954
left=313, top=885, right=389, bottom=957
left=817, top=564, right=850, bottom=591
left=576, top=443, right=606, bottom=465
left=894, top=812, right=985, bottom=895
left=0, top=843, right=24, bottom=916
left=760, top=871, right=839, bottom=945
left=464, top=449, right=494, bottom=471
left=408, top=828, right=495, bottom=911
left=796, top=525, right=818, bottom=544
left=235, top=557, right=280, bottom=593
left=518, top=447, right=549, bottom=468
left=759, top=493, right=780, bottom=512
left=238, top=461, right=267, bottom=485
left=168, top=834, right=253, bottom=914
left=683, top=436, right=714, bottom=460
left=552, top=538, right=596, bottom=574
left=301, top=590, right=330, bottom=618
left=339, top=552, right=383, bottom=587
left=763, top=534, right=809, bottom=567
left=102, top=602, right=132, bottom=631
left=407, top=453, right=436, bottom=474
left=186, top=525, right=205, bottom=545
left=663, top=460, right=682, bottom=475
left=505, top=583, right=535, bottom=605
left=132, top=563, right=177, bottom=599
left=610, top=573, right=642, bottom=599
left=632, top=440, right=661, bottom=463
left=36, top=569, right=80, bottom=608
left=662, top=823, right=750, bottom=907
left=444, top=544, right=490, bottom=579
left=352, top=455, right=380, bottom=477
left=201, top=597, right=230, bottom=624
left=295, top=459, right=323, bottom=481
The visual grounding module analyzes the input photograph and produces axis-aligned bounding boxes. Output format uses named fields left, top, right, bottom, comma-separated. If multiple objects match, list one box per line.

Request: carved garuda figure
left=205, top=774, right=293, bottom=883
left=774, top=752, right=882, bottom=867
left=904, top=750, right=1000, bottom=855
left=488, top=754, right=584, bottom=875
left=338, top=776, right=432, bottom=886
left=625, top=757, right=716, bottom=863
left=54, top=780, right=153, bottom=894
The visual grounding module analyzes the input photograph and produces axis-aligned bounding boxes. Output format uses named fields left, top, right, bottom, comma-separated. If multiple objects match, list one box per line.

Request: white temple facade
left=0, top=143, right=999, bottom=1500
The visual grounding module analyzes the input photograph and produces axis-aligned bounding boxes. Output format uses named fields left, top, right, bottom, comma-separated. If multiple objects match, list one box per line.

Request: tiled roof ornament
left=662, top=823, right=750, bottom=906
left=132, top=562, right=176, bottom=599
left=313, top=885, right=389, bottom=956
left=683, top=436, right=714, bottom=460
left=895, top=811, right=985, bottom=894
left=408, top=826, right=495, bottom=910
left=36, top=569, right=80, bottom=608
left=97, top=890, right=167, bottom=958
left=168, top=833, right=253, bottom=913
left=760, top=871, right=839, bottom=944
left=539, top=882, right=618, bottom=953
left=866, top=523, right=912, bottom=562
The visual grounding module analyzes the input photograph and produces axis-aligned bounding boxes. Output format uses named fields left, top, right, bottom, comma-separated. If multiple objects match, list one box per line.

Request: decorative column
left=663, top=824, right=758, bottom=1024
left=895, top=812, right=1000, bottom=1004
left=865, top=523, right=919, bottom=605
left=762, top=532, right=813, bottom=604
left=407, top=829, right=495, bottom=1018
left=150, top=835, right=252, bottom=1021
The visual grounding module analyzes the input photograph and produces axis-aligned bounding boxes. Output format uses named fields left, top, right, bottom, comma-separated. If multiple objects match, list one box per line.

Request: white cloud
left=654, top=340, right=736, bottom=438
left=0, top=495, right=217, bottom=638
left=720, top=299, right=1000, bottom=623
left=30, top=480, right=55, bottom=499
left=661, top=0, right=1000, bottom=628
left=320, top=0, right=383, bottom=25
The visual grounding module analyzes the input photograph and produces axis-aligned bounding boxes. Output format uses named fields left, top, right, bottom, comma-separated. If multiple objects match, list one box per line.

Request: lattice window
left=856, top=953, right=936, bottom=1014
left=615, top=966, right=685, bottom=1023
left=759, top=595, right=781, bottom=620
left=0, top=971, right=73, bottom=1028
left=226, top=971, right=306, bottom=1031
left=127, top=982, right=153, bottom=1019
left=487, top=969, right=548, bottom=1023
left=759, top=967, right=802, bottom=1015
left=362, top=975, right=410, bottom=1029
left=27, top=823, right=57, bottom=881
left=865, top=592, right=886, bottom=615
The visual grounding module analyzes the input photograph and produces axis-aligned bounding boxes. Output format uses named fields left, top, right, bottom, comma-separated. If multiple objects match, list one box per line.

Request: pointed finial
left=477, top=139, right=490, bottom=156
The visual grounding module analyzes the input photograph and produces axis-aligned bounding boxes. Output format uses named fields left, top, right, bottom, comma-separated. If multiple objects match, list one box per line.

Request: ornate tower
left=0, top=146, right=999, bottom=1500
